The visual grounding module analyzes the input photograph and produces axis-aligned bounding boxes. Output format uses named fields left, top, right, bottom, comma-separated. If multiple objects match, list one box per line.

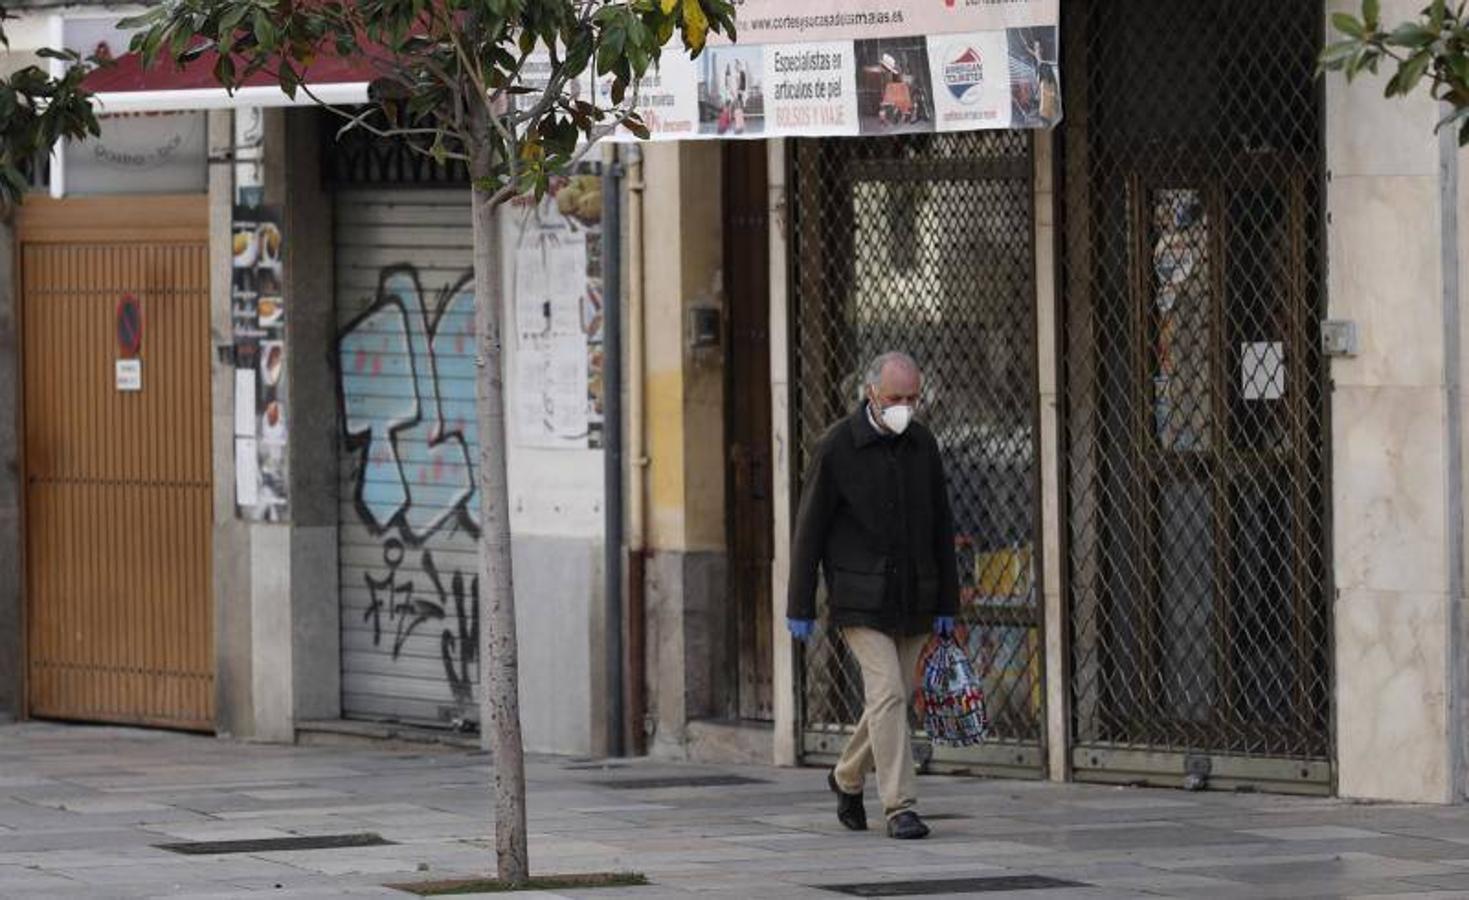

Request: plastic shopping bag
left=921, top=637, right=989, bottom=747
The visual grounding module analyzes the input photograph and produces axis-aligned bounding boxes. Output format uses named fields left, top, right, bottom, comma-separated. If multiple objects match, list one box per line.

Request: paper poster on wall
left=234, top=369, right=256, bottom=436
left=1242, top=342, right=1285, bottom=401
left=232, top=204, right=288, bottom=521
left=235, top=437, right=260, bottom=507
left=508, top=166, right=605, bottom=449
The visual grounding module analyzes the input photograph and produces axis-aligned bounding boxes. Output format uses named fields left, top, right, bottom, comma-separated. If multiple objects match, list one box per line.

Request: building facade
left=1, top=0, right=1467, bottom=805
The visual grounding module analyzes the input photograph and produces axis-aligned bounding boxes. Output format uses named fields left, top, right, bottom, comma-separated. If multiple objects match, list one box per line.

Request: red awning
left=84, top=48, right=374, bottom=112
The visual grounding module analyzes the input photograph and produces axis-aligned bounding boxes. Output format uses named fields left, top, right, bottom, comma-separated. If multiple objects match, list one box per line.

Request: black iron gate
left=790, top=132, right=1044, bottom=778
left=1059, top=0, right=1332, bottom=792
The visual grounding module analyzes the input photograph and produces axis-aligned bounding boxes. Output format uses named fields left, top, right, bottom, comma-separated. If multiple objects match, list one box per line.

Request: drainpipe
left=604, top=149, right=626, bottom=757
left=1439, top=108, right=1464, bottom=802
left=624, top=145, right=650, bottom=755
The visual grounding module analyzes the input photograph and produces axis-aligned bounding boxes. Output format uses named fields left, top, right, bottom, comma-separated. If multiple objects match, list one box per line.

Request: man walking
left=787, top=351, right=959, bottom=840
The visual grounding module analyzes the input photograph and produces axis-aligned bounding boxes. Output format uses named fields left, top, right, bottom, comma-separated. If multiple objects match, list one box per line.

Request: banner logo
left=943, top=46, right=985, bottom=103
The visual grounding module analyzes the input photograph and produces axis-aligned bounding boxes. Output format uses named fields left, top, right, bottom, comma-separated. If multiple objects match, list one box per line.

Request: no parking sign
left=115, top=294, right=143, bottom=391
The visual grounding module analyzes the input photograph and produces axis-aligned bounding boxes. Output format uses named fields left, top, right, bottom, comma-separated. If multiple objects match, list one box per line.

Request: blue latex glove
left=787, top=618, right=815, bottom=642
left=933, top=616, right=956, bottom=638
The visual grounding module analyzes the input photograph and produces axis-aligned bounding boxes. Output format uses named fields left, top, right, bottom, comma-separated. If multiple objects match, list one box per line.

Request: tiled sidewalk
left=4, top=722, right=1469, bottom=898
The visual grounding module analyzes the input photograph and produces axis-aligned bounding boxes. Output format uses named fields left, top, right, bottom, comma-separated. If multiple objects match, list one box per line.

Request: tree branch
left=295, top=80, right=473, bottom=163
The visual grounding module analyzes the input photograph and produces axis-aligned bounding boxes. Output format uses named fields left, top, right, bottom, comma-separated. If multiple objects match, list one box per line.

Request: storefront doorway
left=725, top=142, right=776, bottom=722
left=20, top=196, right=214, bottom=730
left=1059, top=0, right=1332, bottom=792
left=789, top=132, right=1045, bottom=778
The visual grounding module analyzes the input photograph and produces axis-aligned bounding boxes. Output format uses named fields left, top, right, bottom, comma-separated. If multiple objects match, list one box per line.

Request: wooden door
left=724, top=143, right=774, bottom=721
left=19, top=196, right=214, bottom=731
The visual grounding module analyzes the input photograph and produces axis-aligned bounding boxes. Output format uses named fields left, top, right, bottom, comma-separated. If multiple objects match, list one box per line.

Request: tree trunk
left=468, top=109, right=529, bottom=885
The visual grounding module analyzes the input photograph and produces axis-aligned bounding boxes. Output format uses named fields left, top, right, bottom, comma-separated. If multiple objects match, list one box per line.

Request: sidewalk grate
left=818, top=876, right=1085, bottom=896
left=156, top=833, right=395, bottom=855
left=592, top=775, right=771, bottom=789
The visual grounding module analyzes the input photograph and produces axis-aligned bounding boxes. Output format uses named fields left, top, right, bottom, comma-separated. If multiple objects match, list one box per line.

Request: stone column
left=1033, top=130, right=1068, bottom=781
left=1327, top=0, right=1461, bottom=803
left=211, top=109, right=254, bottom=738
left=215, top=107, right=339, bottom=741
left=639, top=141, right=730, bottom=757
left=768, top=139, right=797, bottom=767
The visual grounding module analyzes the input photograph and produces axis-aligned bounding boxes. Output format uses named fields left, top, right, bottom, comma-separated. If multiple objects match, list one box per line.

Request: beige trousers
left=832, top=626, right=929, bottom=820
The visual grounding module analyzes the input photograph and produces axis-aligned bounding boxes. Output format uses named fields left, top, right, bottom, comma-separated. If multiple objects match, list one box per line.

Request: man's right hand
left=787, top=618, right=815, bottom=642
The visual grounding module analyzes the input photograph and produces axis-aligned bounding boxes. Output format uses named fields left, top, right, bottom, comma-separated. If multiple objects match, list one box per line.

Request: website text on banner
left=731, top=0, right=1054, bottom=45
left=595, top=0, right=1058, bottom=140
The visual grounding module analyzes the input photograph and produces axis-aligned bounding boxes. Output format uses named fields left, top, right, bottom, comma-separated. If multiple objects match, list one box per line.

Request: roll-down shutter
left=334, top=187, right=481, bottom=728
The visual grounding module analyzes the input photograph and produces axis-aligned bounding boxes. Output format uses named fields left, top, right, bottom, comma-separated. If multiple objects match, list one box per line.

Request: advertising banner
left=599, top=0, right=1059, bottom=140
left=732, top=0, right=1055, bottom=45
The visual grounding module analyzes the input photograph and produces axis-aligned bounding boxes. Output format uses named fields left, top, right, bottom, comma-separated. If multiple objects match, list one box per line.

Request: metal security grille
left=323, top=109, right=469, bottom=187
left=1059, top=0, right=1331, bottom=791
left=790, top=133, right=1044, bottom=777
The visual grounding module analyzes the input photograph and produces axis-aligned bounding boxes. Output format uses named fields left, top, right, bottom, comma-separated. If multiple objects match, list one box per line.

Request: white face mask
left=878, top=403, right=913, bottom=435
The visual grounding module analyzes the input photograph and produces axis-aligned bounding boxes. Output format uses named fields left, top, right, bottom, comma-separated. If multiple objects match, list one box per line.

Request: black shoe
left=827, top=769, right=867, bottom=831
left=886, top=811, right=930, bottom=840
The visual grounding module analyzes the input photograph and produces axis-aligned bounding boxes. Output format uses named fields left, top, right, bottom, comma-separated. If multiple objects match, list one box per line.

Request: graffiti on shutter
left=335, top=189, right=481, bottom=728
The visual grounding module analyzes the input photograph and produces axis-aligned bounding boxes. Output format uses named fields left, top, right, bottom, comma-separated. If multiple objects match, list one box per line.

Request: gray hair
left=863, top=351, right=920, bottom=390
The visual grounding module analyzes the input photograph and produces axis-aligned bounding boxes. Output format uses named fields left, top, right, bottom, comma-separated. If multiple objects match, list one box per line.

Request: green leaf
left=1363, top=0, right=1380, bottom=29
left=596, top=39, right=620, bottom=75
left=279, top=64, right=299, bottom=99
left=220, top=6, right=249, bottom=37
left=117, top=9, right=165, bottom=32
left=1387, top=21, right=1439, bottom=47
left=1447, top=51, right=1469, bottom=89
left=1332, top=12, right=1366, bottom=39
left=1433, top=0, right=1448, bottom=29
left=1319, top=39, right=1361, bottom=70
left=563, top=30, right=592, bottom=74
left=1395, top=49, right=1434, bottom=95
left=253, top=11, right=278, bottom=50
left=661, top=0, right=678, bottom=13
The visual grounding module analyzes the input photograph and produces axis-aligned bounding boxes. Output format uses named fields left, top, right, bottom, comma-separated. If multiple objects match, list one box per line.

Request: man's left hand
left=933, top=616, right=956, bottom=638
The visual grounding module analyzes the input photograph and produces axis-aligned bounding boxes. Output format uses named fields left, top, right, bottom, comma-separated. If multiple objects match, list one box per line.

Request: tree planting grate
left=156, top=833, right=394, bottom=855
left=592, top=775, right=770, bottom=789
left=818, top=876, right=1085, bottom=896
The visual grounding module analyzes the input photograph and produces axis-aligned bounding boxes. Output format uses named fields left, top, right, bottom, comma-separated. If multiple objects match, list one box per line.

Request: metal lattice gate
left=790, top=133, right=1044, bottom=778
left=1059, top=0, right=1332, bottom=792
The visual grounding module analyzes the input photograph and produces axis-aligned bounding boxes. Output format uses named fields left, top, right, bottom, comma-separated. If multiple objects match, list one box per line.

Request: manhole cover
left=592, top=775, right=770, bottom=789
left=818, top=876, right=1085, bottom=896
left=157, top=833, right=394, bottom=855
